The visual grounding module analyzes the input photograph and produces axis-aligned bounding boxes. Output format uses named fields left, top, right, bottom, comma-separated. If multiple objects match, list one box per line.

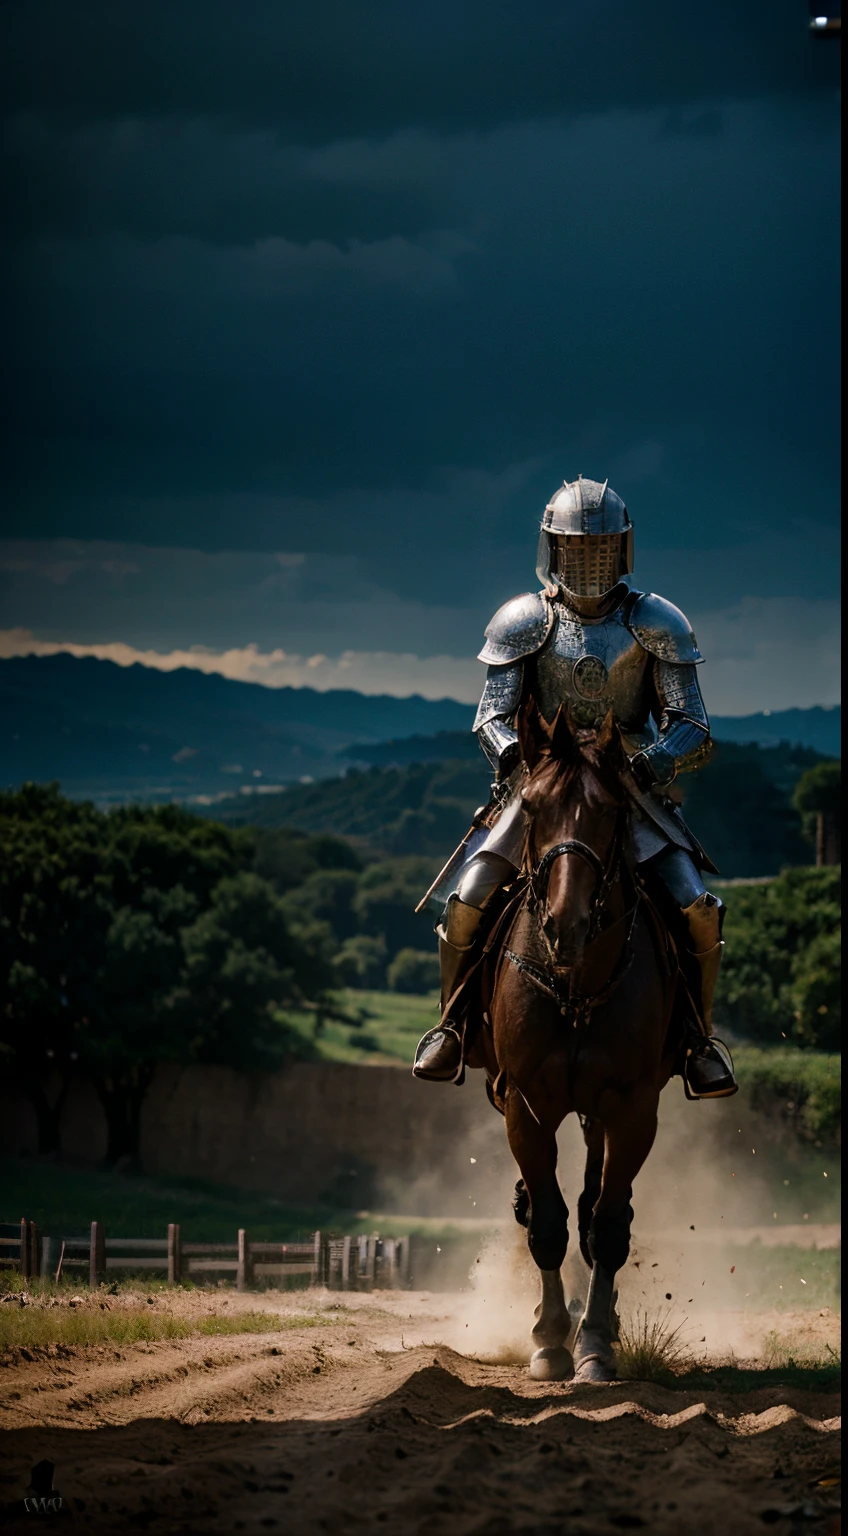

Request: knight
left=412, top=475, right=737, bottom=1100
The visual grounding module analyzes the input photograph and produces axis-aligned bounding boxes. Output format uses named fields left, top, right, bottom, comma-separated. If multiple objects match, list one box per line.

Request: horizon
left=0, top=643, right=841, bottom=720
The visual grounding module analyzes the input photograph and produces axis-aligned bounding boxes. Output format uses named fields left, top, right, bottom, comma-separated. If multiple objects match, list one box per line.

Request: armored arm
left=473, top=661, right=524, bottom=780
left=630, top=661, right=711, bottom=792
left=471, top=589, right=554, bottom=781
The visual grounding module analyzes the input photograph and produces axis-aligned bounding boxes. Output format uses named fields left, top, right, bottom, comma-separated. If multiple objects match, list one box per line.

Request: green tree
left=281, top=868, right=360, bottom=943
left=177, top=873, right=332, bottom=1073
left=386, top=948, right=440, bottom=995
left=793, top=760, right=841, bottom=866
left=354, top=857, right=437, bottom=958
left=0, top=785, right=114, bottom=1153
left=715, top=866, right=841, bottom=1048
left=334, top=934, right=388, bottom=988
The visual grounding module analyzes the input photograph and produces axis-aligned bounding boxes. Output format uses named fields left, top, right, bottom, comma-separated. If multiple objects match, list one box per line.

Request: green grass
left=0, top=1300, right=326, bottom=1353
left=710, top=1244, right=840, bottom=1312
left=279, top=987, right=438, bottom=1066
left=733, top=1046, right=841, bottom=1144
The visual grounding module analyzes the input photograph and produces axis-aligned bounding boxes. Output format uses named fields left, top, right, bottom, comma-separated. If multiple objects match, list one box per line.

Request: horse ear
left=550, top=702, right=577, bottom=762
left=518, top=697, right=550, bottom=770
left=596, top=707, right=624, bottom=763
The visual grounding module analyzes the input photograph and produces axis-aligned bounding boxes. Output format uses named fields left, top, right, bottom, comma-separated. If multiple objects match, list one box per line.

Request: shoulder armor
left=478, top=591, right=555, bottom=665
left=626, top=591, right=703, bottom=665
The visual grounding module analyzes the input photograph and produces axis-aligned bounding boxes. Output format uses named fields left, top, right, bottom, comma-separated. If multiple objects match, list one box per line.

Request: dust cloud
left=381, top=1078, right=840, bottom=1366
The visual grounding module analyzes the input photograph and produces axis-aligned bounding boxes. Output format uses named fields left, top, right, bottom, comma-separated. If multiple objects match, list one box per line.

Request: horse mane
left=518, top=695, right=628, bottom=818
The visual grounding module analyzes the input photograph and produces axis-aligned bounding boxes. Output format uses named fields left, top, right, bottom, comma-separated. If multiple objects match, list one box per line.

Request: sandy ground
left=0, top=1286, right=840, bottom=1536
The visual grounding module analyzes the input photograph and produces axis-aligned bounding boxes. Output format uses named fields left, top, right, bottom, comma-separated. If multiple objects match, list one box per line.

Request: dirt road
left=0, top=1288, right=840, bottom=1535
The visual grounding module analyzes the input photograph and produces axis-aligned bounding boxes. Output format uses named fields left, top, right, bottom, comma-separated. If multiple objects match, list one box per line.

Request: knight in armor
left=412, top=475, right=738, bottom=1100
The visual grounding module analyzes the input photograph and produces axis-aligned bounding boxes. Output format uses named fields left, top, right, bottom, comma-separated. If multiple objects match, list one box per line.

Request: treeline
left=715, top=866, right=840, bottom=1053
left=0, top=785, right=398, bottom=1166
left=2, top=780, right=839, bottom=1170
left=207, top=740, right=826, bottom=879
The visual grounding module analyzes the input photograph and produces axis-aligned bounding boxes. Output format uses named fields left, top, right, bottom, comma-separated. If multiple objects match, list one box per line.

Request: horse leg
left=564, top=1115, right=605, bottom=1329
left=573, top=1091, right=659, bottom=1383
left=504, top=1085, right=573, bottom=1381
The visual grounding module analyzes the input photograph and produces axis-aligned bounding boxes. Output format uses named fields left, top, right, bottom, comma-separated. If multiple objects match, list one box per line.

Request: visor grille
left=553, top=534, right=625, bottom=597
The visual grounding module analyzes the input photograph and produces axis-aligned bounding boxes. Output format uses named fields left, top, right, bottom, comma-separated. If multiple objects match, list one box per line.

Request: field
left=0, top=1278, right=840, bottom=1535
left=282, top=987, right=441, bottom=1067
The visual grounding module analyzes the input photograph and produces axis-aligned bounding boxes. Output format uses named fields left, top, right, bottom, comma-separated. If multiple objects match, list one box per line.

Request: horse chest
left=530, top=608, right=651, bottom=730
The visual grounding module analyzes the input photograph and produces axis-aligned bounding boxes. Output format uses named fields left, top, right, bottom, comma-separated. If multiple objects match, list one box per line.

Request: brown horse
left=474, top=700, right=679, bottom=1383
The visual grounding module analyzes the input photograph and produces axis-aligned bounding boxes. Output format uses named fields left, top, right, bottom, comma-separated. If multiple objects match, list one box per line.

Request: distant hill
left=0, top=653, right=473, bottom=802
left=344, top=706, right=842, bottom=768
left=0, top=652, right=838, bottom=811
left=202, top=739, right=823, bottom=880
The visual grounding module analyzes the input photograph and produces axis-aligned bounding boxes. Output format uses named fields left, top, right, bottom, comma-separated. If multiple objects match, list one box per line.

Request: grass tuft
left=615, top=1308, right=690, bottom=1383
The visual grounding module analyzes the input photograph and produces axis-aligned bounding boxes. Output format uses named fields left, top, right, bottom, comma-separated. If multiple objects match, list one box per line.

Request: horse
left=472, top=699, right=680, bottom=1383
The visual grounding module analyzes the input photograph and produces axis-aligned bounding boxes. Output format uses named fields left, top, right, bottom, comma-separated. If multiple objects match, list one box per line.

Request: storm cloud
left=0, top=1, right=840, bottom=711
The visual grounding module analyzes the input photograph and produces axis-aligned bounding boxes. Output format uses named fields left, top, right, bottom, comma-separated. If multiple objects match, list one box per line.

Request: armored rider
left=412, top=475, right=738, bottom=1100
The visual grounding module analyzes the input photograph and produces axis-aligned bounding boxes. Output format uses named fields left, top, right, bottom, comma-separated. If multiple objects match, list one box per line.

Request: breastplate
left=528, top=602, right=653, bottom=732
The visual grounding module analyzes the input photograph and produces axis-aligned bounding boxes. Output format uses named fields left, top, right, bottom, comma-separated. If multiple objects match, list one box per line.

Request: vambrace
left=477, top=717, right=521, bottom=777
left=630, top=662, right=711, bottom=791
left=473, top=660, right=524, bottom=778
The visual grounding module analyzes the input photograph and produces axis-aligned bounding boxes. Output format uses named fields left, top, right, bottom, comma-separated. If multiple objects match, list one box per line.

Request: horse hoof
left=573, top=1352, right=616, bottom=1384
left=529, top=1346, right=574, bottom=1382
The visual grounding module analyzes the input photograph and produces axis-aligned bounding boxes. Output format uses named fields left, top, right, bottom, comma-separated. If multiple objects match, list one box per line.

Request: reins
left=505, top=796, right=639, bottom=1027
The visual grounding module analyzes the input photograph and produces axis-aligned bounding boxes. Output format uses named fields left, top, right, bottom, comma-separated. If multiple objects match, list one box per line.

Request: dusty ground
left=0, top=1286, right=840, bottom=1535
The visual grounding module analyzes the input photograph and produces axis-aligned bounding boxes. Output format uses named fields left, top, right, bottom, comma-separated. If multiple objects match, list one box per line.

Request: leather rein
left=504, top=813, right=640, bottom=1026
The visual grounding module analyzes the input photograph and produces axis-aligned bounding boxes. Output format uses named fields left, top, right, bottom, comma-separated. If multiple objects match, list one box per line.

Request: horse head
left=518, top=699, right=628, bottom=970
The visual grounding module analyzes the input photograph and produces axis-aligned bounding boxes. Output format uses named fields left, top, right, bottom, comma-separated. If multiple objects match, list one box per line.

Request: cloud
left=0, top=629, right=481, bottom=703
left=1, top=1, right=836, bottom=139
left=0, top=591, right=839, bottom=715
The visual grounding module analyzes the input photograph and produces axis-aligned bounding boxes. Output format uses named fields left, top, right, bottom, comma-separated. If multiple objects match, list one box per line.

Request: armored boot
left=680, top=892, right=738, bottom=1099
left=412, top=896, right=485, bottom=1082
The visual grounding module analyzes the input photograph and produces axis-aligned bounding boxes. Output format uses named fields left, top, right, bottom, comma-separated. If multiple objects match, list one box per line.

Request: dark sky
left=0, top=1, right=840, bottom=711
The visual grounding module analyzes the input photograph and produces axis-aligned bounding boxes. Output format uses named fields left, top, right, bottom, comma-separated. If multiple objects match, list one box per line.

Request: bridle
left=527, top=808, right=624, bottom=952
left=505, top=803, right=638, bottom=1024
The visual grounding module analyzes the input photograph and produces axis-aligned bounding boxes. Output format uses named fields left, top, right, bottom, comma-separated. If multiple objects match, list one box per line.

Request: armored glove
left=629, top=744, right=677, bottom=794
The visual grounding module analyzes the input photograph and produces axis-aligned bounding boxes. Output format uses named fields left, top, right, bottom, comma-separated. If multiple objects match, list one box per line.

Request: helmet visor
left=551, top=533, right=627, bottom=597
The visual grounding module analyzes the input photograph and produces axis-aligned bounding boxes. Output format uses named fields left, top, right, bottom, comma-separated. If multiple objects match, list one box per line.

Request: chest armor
left=528, top=602, right=653, bottom=731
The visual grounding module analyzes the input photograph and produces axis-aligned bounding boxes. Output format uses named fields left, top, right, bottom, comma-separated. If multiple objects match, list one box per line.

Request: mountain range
left=0, top=653, right=840, bottom=805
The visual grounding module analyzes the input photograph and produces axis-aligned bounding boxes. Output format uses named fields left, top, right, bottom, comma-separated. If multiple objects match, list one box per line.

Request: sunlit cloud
left=0, top=593, right=840, bottom=716
left=0, top=629, right=481, bottom=703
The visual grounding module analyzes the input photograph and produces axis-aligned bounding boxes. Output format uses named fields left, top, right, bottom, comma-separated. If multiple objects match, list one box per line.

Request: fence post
left=312, top=1231, right=323, bottom=1288
left=90, top=1221, right=105, bottom=1289
left=167, top=1223, right=182, bottom=1286
left=397, top=1236, right=411, bottom=1290
left=18, top=1218, right=28, bottom=1279
left=41, top=1235, right=53, bottom=1281
left=341, top=1235, right=351, bottom=1291
left=366, top=1234, right=377, bottom=1291
left=27, top=1222, right=40, bottom=1279
left=237, top=1229, right=251, bottom=1292
left=382, top=1238, right=398, bottom=1289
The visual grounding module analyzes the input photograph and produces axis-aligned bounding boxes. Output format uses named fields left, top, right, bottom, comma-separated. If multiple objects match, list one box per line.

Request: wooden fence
left=2, top=1219, right=413, bottom=1292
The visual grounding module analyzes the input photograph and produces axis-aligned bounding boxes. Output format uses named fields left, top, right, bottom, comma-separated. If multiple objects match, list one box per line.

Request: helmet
left=536, top=475, right=634, bottom=614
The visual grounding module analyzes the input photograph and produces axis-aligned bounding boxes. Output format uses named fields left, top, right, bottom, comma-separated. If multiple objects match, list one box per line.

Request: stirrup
left=683, top=1036, right=738, bottom=1100
left=412, top=1025, right=463, bottom=1083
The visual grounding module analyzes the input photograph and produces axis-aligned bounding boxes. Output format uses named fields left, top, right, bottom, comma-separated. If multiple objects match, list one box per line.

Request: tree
left=793, top=760, right=841, bottom=866
left=0, top=785, right=114, bottom=1153
left=354, top=857, right=438, bottom=958
left=177, top=873, right=333, bottom=1073
left=334, top=934, right=388, bottom=988
left=386, top=948, right=440, bottom=995
left=714, top=866, right=841, bottom=1048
